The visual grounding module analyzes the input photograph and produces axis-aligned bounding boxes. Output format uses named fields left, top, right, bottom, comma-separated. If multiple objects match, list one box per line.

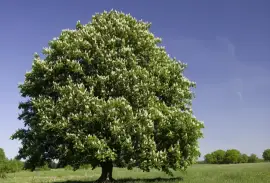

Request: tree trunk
left=96, top=161, right=115, bottom=183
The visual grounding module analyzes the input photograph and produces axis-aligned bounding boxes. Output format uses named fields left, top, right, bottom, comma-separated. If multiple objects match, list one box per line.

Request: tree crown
left=11, top=10, right=204, bottom=175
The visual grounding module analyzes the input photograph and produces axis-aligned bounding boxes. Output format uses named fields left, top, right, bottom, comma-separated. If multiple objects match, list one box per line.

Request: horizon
left=0, top=0, right=269, bottom=160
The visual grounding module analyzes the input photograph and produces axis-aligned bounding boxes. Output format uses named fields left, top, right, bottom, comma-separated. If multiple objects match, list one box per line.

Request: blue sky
left=0, top=0, right=269, bottom=159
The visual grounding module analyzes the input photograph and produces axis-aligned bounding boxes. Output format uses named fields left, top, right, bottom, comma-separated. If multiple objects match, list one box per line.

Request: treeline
left=0, top=148, right=93, bottom=178
left=203, top=149, right=270, bottom=164
left=0, top=148, right=24, bottom=178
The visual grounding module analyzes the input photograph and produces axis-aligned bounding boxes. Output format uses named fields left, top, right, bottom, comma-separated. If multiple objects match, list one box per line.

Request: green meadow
left=2, top=163, right=270, bottom=183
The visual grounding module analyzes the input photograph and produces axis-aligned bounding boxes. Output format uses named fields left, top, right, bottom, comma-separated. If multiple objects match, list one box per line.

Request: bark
left=96, top=161, right=115, bottom=183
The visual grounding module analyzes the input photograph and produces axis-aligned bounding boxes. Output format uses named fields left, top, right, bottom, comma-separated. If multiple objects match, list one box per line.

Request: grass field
left=2, top=163, right=270, bottom=183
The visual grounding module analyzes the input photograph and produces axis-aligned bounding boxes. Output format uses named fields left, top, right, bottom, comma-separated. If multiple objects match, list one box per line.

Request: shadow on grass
left=54, top=177, right=184, bottom=183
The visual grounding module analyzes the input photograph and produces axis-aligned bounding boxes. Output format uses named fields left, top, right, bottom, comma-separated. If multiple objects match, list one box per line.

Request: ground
left=2, top=163, right=270, bottom=183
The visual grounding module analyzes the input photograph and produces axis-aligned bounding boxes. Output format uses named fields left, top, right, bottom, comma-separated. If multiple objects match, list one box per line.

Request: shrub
left=39, top=162, right=50, bottom=171
left=0, top=163, right=7, bottom=179
left=0, top=148, right=24, bottom=178
left=5, top=159, right=24, bottom=173
left=64, top=165, right=73, bottom=170
left=80, top=164, right=91, bottom=170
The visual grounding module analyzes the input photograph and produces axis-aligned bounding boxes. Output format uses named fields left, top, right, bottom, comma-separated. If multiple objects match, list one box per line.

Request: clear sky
left=0, top=0, right=269, bottom=159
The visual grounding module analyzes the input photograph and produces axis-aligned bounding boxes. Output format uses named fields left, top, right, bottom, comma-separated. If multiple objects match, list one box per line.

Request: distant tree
left=240, top=154, right=249, bottom=163
left=224, top=149, right=241, bottom=164
left=11, top=10, right=204, bottom=182
left=262, top=149, right=270, bottom=162
left=0, top=148, right=7, bottom=163
left=0, top=148, right=8, bottom=178
left=5, top=159, right=24, bottom=173
left=0, top=149, right=24, bottom=178
left=248, top=154, right=259, bottom=163
left=211, top=150, right=226, bottom=164
left=204, top=153, right=214, bottom=164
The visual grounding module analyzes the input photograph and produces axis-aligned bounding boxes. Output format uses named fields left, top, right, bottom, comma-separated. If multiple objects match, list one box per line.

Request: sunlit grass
left=2, top=162, right=270, bottom=183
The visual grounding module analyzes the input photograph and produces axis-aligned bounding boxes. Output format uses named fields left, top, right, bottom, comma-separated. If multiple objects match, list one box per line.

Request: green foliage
left=204, top=153, right=214, bottom=164
left=0, top=148, right=24, bottom=179
left=80, top=164, right=91, bottom=170
left=204, top=150, right=256, bottom=164
left=0, top=148, right=7, bottom=163
left=248, top=154, right=259, bottom=163
left=0, top=164, right=7, bottom=179
left=39, top=162, right=50, bottom=171
left=257, top=158, right=265, bottom=163
left=262, top=149, right=270, bottom=161
left=211, top=150, right=226, bottom=164
left=204, top=150, right=225, bottom=164
left=0, top=148, right=9, bottom=179
left=5, top=159, right=24, bottom=173
left=11, top=10, right=203, bottom=176
left=224, top=149, right=241, bottom=164
left=240, top=154, right=249, bottom=163
left=64, top=165, right=73, bottom=170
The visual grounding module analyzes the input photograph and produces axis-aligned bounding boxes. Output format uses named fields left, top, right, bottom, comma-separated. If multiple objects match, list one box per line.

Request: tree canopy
left=262, top=149, right=270, bottom=162
left=203, top=149, right=254, bottom=164
left=240, top=154, right=249, bottom=163
left=224, top=149, right=241, bottom=164
left=11, top=10, right=204, bottom=182
left=248, top=154, right=259, bottom=163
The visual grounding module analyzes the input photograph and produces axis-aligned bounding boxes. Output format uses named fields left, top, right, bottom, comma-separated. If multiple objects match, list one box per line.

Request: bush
left=0, top=148, right=24, bottom=178
left=64, top=165, right=73, bottom=170
left=80, top=164, right=91, bottom=170
left=0, top=163, right=7, bottom=179
left=39, top=163, right=50, bottom=171
left=5, top=159, right=24, bottom=173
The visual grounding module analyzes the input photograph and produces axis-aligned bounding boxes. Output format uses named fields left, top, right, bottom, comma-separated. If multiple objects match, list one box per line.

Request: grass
left=2, top=163, right=270, bottom=183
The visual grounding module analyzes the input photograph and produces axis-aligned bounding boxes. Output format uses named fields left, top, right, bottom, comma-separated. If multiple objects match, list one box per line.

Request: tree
left=0, top=148, right=7, bottom=178
left=211, top=150, right=226, bottom=164
left=248, top=154, right=259, bottom=163
left=224, top=149, right=241, bottom=164
left=240, top=154, right=249, bottom=163
left=0, top=148, right=7, bottom=163
left=262, top=149, right=270, bottom=162
left=11, top=10, right=204, bottom=182
left=204, top=153, right=214, bottom=164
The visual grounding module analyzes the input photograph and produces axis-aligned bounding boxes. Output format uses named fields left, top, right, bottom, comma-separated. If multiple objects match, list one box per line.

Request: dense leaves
left=248, top=154, right=259, bottom=163
left=204, top=149, right=262, bottom=164
left=262, top=149, right=270, bottom=162
left=0, top=148, right=24, bottom=178
left=240, top=154, right=249, bottom=163
left=11, top=10, right=204, bottom=177
left=223, top=149, right=241, bottom=164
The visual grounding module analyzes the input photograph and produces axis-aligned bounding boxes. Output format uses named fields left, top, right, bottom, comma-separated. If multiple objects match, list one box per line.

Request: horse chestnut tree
left=11, top=10, right=204, bottom=182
